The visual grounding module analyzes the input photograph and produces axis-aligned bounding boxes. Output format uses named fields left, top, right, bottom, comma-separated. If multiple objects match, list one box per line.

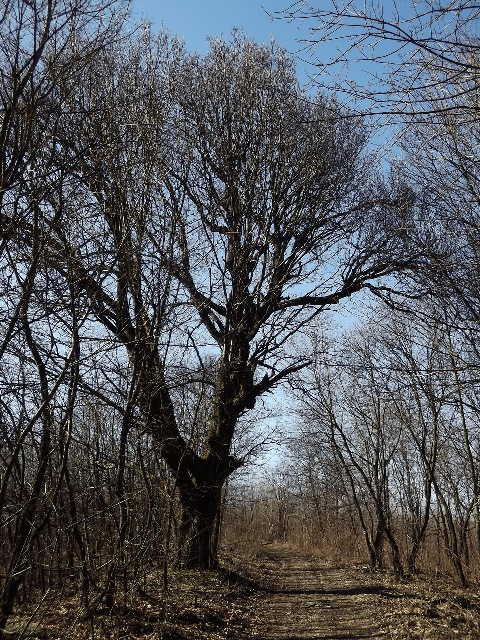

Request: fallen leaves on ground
left=5, top=544, right=480, bottom=639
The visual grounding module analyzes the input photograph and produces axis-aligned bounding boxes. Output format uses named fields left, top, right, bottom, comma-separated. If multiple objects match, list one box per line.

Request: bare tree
left=300, top=327, right=407, bottom=575
left=0, top=212, right=85, bottom=629
left=277, top=0, right=480, bottom=119
left=10, top=24, right=422, bottom=574
left=377, top=309, right=451, bottom=577
left=401, top=71, right=480, bottom=330
left=0, top=0, right=125, bottom=245
left=0, top=0, right=127, bottom=627
left=157, top=34, right=421, bottom=567
left=278, top=1, right=480, bottom=324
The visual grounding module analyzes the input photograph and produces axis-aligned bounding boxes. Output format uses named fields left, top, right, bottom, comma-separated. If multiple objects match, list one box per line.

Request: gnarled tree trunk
left=177, top=482, right=223, bottom=569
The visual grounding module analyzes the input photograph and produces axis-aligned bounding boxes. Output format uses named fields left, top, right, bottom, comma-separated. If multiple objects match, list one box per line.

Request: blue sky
left=130, top=0, right=315, bottom=84
left=127, top=1, right=398, bottom=109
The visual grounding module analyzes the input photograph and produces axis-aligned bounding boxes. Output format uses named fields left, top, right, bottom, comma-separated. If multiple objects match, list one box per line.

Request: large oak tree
left=159, top=35, right=419, bottom=566
left=24, top=31, right=420, bottom=569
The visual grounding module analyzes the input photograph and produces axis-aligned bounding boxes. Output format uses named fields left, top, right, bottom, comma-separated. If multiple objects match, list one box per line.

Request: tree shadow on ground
left=219, top=565, right=415, bottom=599
left=266, top=584, right=415, bottom=597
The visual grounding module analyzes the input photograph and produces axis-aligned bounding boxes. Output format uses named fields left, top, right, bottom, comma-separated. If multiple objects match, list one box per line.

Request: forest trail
left=241, top=545, right=406, bottom=640
left=5, top=541, right=480, bottom=638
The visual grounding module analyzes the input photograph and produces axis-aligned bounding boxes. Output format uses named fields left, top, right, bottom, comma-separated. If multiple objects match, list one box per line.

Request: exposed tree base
left=176, top=484, right=223, bottom=570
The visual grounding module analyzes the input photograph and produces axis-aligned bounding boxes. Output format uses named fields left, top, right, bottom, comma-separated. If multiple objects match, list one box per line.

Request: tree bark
left=177, top=482, right=223, bottom=569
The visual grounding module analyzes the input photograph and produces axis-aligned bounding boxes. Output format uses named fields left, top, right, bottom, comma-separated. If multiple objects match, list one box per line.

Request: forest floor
left=236, top=544, right=480, bottom=639
left=5, top=543, right=480, bottom=639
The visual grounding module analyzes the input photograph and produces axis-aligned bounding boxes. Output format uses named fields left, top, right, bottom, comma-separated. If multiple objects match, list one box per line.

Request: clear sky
left=130, top=0, right=315, bottom=84
left=127, top=1, right=395, bottom=108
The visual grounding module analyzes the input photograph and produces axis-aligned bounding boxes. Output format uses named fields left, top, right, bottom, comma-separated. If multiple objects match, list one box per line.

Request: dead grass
left=4, top=566, right=255, bottom=640
left=4, top=544, right=480, bottom=639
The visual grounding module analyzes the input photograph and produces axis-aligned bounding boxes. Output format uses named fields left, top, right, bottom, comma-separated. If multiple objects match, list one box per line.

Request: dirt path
left=245, top=545, right=394, bottom=639
left=5, top=542, right=480, bottom=639
left=235, top=543, right=480, bottom=640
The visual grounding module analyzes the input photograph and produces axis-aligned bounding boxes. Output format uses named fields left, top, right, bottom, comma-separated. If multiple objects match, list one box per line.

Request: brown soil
left=5, top=544, right=480, bottom=639
left=234, top=544, right=480, bottom=640
left=244, top=545, right=389, bottom=639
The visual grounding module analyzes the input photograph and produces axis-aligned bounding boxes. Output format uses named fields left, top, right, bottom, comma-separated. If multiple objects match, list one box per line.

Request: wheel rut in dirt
left=246, top=545, right=401, bottom=640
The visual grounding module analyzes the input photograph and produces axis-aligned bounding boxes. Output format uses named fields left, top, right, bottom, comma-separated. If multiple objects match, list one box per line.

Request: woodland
left=2, top=0, right=480, bottom=638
